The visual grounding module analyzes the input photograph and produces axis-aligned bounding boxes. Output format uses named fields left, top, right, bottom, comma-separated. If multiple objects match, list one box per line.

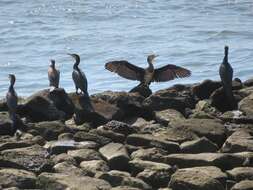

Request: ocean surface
left=1, top=0, right=253, bottom=98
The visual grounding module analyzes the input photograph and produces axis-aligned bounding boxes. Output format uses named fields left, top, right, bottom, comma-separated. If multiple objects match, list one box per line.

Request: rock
left=99, top=143, right=130, bottom=170
left=231, top=180, right=253, bottom=190
left=67, top=149, right=102, bottom=163
left=129, top=84, right=152, bottom=98
left=239, top=93, right=253, bottom=117
left=52, top=153, right=77, bottom=165
left=29, top=121, right=70, bottom=141
left=126, top=134, right=180, bottom=153
left=171, top=118, right=226, bottom=146
left=131, top=148, right=167, bottom=163
left=192, top=80, right=222, bottom=100
left=98, top=170, right=152, bottom=190
left=244, top=78, right=253, bottom=87
left=74, top=131, right=111, bottom=146
left=0, top=112, right=14, bottom=135
left=221, top=129, right=253, bottom=153
left=143, top=85, right=195, bottom=114
left=0, top=145, right=53, bottom=174
left=227, top=167, right=253, bottom=182
left=111, top=186, right=142, bottom=190
left=180, top=137, right=218, bottom=153
left=94, top=127, right=126, bottom=143
left=71, top=93, right=124, bottom=126
left=80, top=160, right=109, bottom=175
left=19, top=89, right=68, bottom=122
left=103, top=120, right=137, bottom=136
left=37, top=172, right=111, bottom=190
left=44, top=140, right=98, bottom=155
left=169, top=166, right=226, bottom=190
left=165, top=153, right=244, bottom=170
left=125, top=117, right=155, bottom=129
left=155, top=109, right=185, bottom=125
left=53, top=161, right=89, bottom=176
left=219, top=110, right=253, bottom=124
left=0, top=168, right=36, bottom=189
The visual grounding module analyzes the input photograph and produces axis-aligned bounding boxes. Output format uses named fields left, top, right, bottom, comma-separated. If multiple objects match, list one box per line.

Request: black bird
left=105, top=54, right=191, bottom=86
left=68, top=53, right=89, bottom=96
left=6, top=74, right=18, bottom=115
left=219, top=46, right=236, bottom=108
left=48, top=59, right=60, bottom=88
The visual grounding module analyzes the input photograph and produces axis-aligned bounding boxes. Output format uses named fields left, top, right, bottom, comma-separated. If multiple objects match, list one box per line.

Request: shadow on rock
left=129, top=84, right=152, bottom=98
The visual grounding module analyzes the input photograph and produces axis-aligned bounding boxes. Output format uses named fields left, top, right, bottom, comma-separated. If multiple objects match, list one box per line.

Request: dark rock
left=169, top=166, right=226, bottom=190
left=192, top=79, right=222, bottom=100
left=74, top=131, right=111, bottom=146
left=103, top=120, right=137, bottom=136
left=129, top=84, right=152, bottom=98
left=0, top=168, right=37, bottom=189
left=58, top=132, right=74, bottom=140
left=0, top=112, right=14, bottom=135
left=180, top=137, right=218, bottom=153
left=37, top=172, right=111, bottom=190
left=227, top=167, right=253, bottom=182
left=231, top=180, right=253, bottom=190
left=99, top=143, right=130, bottom=171
left=94, top=127, right=126, bottom=143
left=67, top=149, right=102, bottom=163
left=80, top=160, right=110, bottom=175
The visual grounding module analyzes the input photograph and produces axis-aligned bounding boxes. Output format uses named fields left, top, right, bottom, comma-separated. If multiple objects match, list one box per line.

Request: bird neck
left=223, top=54, right=228, bottom=64
left=9, top=84, right=14, bottom=91
left=148, top=60, right=154, bottom=71
left=73, top=63, right=79, bottom=70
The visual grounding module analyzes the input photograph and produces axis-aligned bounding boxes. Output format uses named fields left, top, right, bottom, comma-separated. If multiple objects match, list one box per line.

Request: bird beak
left=155, top=55, right=159, bottom=58
left=67, top=53, right=74, bottom=58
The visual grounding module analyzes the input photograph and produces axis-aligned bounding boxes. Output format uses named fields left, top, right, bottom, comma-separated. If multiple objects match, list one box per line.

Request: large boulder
left=227, top=167, right=253, bottom=182
left=99, top=143, right=130, bottom=171
left=37, top=172, right=111, bottom=190
left=169, top=166, right=226, bottom=190
left=19, top=88, right=74, bottom=122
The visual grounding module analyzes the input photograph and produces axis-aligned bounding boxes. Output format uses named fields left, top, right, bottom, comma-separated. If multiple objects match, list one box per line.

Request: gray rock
left=239, top=93, right=253, bottom=117
left=111, top=186, right=142, bottom=190
left=53, top=161, right=89, bottom=176
left=67, top=149, right=102, bottom=163
left=131, top=148, right=167, bottom=163
left=180, top=137, right=218, bottom=153
left=52, top=153, right=76, bottom=165
left=227, top=167, right=253, bottom=182
left=169, top=166, right=225, bottom=190
left=0, top=168, right=36, bottom=189
left=126, top=134, right=180, bottom=153
left=103, top=120, right=137, bottom=136
left=155, top=109, right=185, bottom=125
left=231, top=180, right=253, bottom=190
left=244, top=78, right=253, bottom=87
left=94, top=127, right=126, bottom=143
left=80, top=160, right=109, bottom=175
left=37, top=172, right=111, bottom=190
left=221, top=129, right=253, bottom=153
left=74, top=131, right=111, bottom=146
left=99, top=143, right=130, bottom=170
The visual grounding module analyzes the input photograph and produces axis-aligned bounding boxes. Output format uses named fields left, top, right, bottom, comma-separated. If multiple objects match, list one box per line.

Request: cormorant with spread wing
left=105, top=54, right=191, bottom=86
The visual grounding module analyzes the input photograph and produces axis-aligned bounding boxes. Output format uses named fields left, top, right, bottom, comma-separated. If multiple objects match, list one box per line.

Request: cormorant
left=219, top=46, right=236, bottom=108
left=48, top=59, right=60, bottom=88
left=6, top=74, right=18, bottom=115
left=68, top=53, right=89, bottom=96
left=105, top=54, right=191, bottom=86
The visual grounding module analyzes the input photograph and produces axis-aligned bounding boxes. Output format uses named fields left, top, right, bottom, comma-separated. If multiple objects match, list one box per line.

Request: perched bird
left=6, top=74, right=18, bottom=115
left=219, top=46, right=236, bottom=109
left=68, top=53, right=89, bottom=96
left=105, top=54, right=191, bottom=86
left=48, top=59, right=60, bottom=88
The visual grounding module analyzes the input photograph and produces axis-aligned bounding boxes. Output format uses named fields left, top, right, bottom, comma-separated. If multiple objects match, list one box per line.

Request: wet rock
left=171, top=118, right=226, bottom=146
left=53, top=161, right=89, bottom=176
left=192, top=80, right=222, bottom=100
left=99, top=143, right=130, bottom=170
left=155, top=109, right=185, bottom=125
left=29, top=121, right=70, bottom=141
left=126, top=134, right=180, bottom=153
left=74, top=131, right=111, bottom=146
left=44, top=140, right=98, bottom=155
left=227, top=167, right=253, bottom=182
left=143, top=85, right=195, bottom=114
left=131, top=148, right=167, bottom=163
left=165, top=153, right=244, bottom=170
left=239, top=93, right=253, bottom=117
left=169, top=166, right=226, bottom=190
left=0, top=168, right=36, bottom=189
left=231, top=180, right=253, bottom=190
left=37, top=172, right=111, bottom=190
left=180, top=137, right=218, bottom=153
left=80, top=160, right=109, bottom=175
left=98, top=170, right=152, bottom=190
left=129, top=84, right=152, bottom=98
left=67, top=149, right=102, bottom=163
left=221, top=129, right=253, bottom=153
left=0, top=145, right=53, bottom=174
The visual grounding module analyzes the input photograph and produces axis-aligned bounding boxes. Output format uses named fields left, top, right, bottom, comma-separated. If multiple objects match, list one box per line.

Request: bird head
left=147, top=54, right=158, bottom=64
left=50, top=59, right=55, bottom=67
left=224, top=46, right=229, bottom=56
left=68, top=53, right=80, bottom=65
left=8, top=74, right=16, bottom=85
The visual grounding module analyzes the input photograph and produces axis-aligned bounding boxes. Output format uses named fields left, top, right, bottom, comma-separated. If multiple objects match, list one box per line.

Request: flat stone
left=37, top=172, right=111, bottom=190
left=231, top=180, right=253, bottom=190
left=180, top=137, right=218, bottom=153
left=99, top=143, right=130, bottom=170
left=67, top=149, right=102, bottom=163
left=169, top=166, right=225, bottom=190
left=131, top=148, right=167, bottom=163
left=74, top=131, right=111, bottom=146
left=227, top=167, right=253, bottom=182
left=53, top=161, right=89, bottom=176
left=94, top=127, right=126, bottom=143
left=155, top=109, right=185, bottom=125
left=52, top=153, right=76, bottom=165
left=221, top=129, right=253, bottom=153
left=80, top=160, right=109, bottom=175
left=0, top=168, right=36, bottom=189
left=126, top=134, right=180, bottom=153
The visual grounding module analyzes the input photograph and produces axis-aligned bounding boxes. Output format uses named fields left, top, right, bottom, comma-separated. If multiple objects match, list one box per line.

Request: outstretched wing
left=105, top=60, right=145, bottom=81
left=154, top=64, right=191, bottom=82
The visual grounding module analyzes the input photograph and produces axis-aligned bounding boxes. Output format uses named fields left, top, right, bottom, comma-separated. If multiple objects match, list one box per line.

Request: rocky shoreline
left=1, top=78, right=253, bottom=190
